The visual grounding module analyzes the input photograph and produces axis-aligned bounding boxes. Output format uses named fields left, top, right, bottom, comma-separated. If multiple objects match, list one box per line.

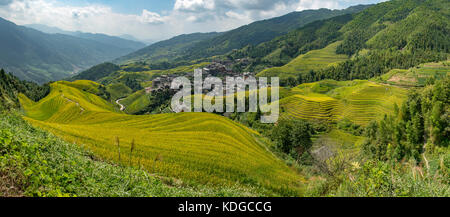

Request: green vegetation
left=375, top=60, right=450, bottom=87
left=279, top=80, right=407, bottom=125
left=19, top=81, right=305, bottom=196
left=115, top=32, right=221, bottom=65
left=225, top=0, right=448, bottom=86
left=1, top=0, right=449, bottom=198
left=304, top=79, right=450, bottom=197
left=116, top=6, right=369, bottom=65
left=120, top=90, right=152, bottom=114
left=179, top=6, right=369, bottom=61
left=106, top=83, right=133, bottom=101
left=271, top=119, right=314, bottom=158
left=363, top=78, right=449, bottom=161
left=74, top=62, right=210, bottom=112
left=0, top=69, right=49, bottom=110
left=0, top=112, right=260, bottom=197
left=257, top=42, right=348, bottom=85
left=0, top=18, right=139, bottom=84
left=71, top=63, right=121, bottom=82
left=228, top=13, right=354, bottom=73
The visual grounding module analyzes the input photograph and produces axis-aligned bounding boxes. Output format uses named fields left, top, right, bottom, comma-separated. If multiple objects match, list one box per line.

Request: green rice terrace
left=257, top=42, right=349, bottom=80
left=18, top=80, right=305, bottom=196
left=279, top=80, right=408, bottom=125
left=375, top=61, right=450, bottom=87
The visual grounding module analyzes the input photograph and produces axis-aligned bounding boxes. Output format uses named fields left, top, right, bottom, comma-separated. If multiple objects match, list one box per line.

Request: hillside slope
left=115, top=32, right=221, bottom=65
left=179, top=5, right=370, bottom=61
left=19, top=81, right=305, bottom=196
left=25, top=24, right=146, bottom=51
left=0, top=113, right=261, bottom=197
left=116, top=6, right=369, bottom=65
left=0, top=17, right=141, bottom=84
left=229, top=0, right=449, bottom=79
left=0, top=69, right=49, bottom=110
left=375, top=60, right=450, bottom=87
left=280, top=80, right=408, bottom=125
left=257, top=41, right=348, bottom=82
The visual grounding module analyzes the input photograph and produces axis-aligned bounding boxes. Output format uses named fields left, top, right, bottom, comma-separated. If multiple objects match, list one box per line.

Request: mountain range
left=25, top=24, right=147, bottom=49
left=115, top=5, right=370, bottom=65
left=0, top=18, right=146, bottom=84
left=0, top=5, right=371, bottom=84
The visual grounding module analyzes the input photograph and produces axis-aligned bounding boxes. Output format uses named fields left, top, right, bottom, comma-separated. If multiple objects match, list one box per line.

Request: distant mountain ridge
left=114, top=32, right=222, bottom=65
left=116, top=5, right=371, bottom=65
left=25, top=24, right=147, bottom=50
left=178, top=5, right=371, bottom=61
left=0, top=17, right=145, bottom=84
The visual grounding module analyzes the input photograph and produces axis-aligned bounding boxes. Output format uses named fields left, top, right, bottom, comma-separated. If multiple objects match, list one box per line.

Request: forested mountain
left=227, top=0, right=449, bottom=85
left=116, top=5, right=370, bottom=65
left=0, top=69, right=49, bottom=110
left=0, top=17, right=143, bottom=84
left=114, top=32, right=222, bottom=65
left=71, top=63, right=121, bottom=82
left=25, top=24, right=146, bottom=50
left=177, top=5, right=370, bottom=61
left=230, top=13, right=355, bottom=71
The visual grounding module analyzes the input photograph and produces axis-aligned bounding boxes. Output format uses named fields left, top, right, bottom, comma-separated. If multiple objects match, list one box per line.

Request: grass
left=106, top=83, right=133, bottom=100
left=120, top=89, right=152, bottom=114
left=257, top=42, right=348, bottom=80
left=279, top=80, right=408, bottom=125
left=141, top=62, right=210, bottom=77
left=312, top=129, right=365, bottom=158
left=19, top=81, right=305, bottom=196
left=0, top=112, right=263, bottom=197
left=57, top=80, right=100, bottom=95
left=99, top=62, right=210, bottom=87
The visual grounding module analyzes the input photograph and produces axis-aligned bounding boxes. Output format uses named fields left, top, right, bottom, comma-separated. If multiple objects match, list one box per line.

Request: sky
left=0, top=0, right=385, bottom=43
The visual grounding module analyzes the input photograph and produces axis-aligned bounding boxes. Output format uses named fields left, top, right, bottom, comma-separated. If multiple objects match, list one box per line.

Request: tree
left=272, top=119, right=313, bottom=158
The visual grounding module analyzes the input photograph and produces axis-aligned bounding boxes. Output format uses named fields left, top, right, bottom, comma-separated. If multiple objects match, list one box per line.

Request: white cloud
left=140, top=9, right=165, bottom=24
left=0, top=0, right=381, bottom=43
left=174, top=0, right=215, bottom=12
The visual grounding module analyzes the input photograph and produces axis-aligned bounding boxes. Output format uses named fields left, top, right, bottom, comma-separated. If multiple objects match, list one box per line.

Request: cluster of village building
left=146, top=60, right=254, bottom=94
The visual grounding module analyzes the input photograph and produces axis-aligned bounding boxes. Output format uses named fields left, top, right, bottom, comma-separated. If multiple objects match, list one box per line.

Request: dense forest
left=364, top=78, right=449, bottom=161
left=224, top=0, right=449, bottom=86
left=116, top=5, right=370, bottom=66
left=0, top=69, right=49, bottom=110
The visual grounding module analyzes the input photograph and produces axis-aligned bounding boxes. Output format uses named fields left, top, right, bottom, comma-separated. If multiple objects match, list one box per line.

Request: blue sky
left=57, top=0, right=176, bottom=14
left=0, top=0, right=385, bottom=43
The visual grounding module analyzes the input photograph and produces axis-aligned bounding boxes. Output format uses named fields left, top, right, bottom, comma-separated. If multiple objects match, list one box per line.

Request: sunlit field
left=19, top=81, right=305, bottom=196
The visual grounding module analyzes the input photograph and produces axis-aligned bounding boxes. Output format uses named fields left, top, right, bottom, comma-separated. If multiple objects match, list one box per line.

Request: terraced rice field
left=376, top=60, right=450, bottom=87
left=257, top=41, right=348, bottom=80
left=19, top=81, right=305, bottom=196
left=280, top=80, right=407, bottom=125
left=120, top=89, right=152, bottom=114
left=312, top=129, right=365, bottom=158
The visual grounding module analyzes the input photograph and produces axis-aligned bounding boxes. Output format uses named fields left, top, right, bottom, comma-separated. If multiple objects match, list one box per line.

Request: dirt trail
left=62, top=94, right=85, bottom=113
left=423, top=143, right=430, bottom=170
left=116, top=99, right=126, bottom=111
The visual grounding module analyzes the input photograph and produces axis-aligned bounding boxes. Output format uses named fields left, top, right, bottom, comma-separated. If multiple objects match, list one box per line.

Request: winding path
left=116, top=99, right=126, bottom=111
left=423, top=143, right=430, bottom=170
left=62, top=94, right=85, bottom=113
